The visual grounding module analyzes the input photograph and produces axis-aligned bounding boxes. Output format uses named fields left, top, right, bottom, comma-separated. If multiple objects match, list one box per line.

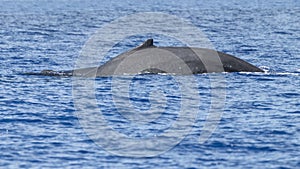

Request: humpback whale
left=26, top=39, right=263, bottom=76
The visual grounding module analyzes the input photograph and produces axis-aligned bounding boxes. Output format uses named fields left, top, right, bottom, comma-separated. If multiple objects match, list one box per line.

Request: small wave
left=276, top=72, right=300, bottom=76
left=273, top=31, right=293, bottom=35
left=246, top=66, right=300, bottom=76
left=262, top=72, right=299, bottom=76
left=237, top=71, right=266, bottom=75
left=238, top=70, right=300, bottom=77
left=259, top=66, right=271, bottom=73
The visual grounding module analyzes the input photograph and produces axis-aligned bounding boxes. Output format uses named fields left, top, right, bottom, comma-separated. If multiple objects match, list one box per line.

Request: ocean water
left=0, top=0, right=300, bottom=168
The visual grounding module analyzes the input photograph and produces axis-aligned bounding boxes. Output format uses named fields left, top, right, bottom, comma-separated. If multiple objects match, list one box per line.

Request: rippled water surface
left=0, top=0, right=299, bottom=168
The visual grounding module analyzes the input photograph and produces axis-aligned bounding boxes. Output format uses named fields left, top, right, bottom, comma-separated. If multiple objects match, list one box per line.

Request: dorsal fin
left=136, top=39, right=155, bottom=49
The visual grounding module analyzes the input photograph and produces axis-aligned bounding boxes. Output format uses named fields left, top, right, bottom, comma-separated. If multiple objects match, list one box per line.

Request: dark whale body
left=26, top=39, right=263, bottom=76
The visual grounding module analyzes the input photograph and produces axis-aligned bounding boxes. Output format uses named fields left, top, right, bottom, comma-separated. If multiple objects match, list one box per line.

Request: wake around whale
left=26, top=39, right=263, bottom=76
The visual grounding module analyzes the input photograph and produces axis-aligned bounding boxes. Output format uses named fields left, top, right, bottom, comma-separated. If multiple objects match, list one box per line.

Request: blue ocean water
left=1, top=0, right=300, bottom=168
